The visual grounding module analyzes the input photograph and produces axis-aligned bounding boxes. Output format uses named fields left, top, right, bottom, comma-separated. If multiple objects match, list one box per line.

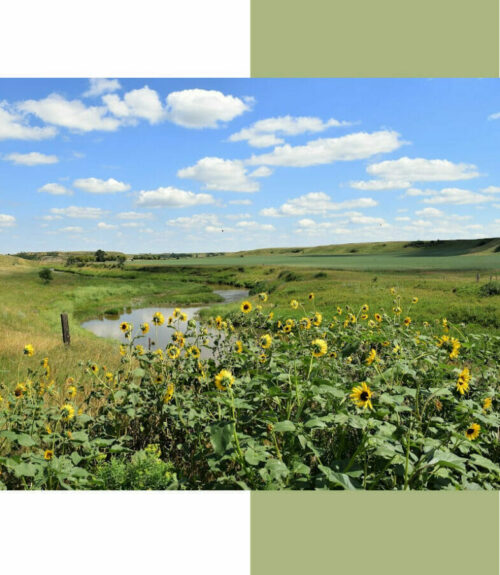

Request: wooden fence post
left=61, top=313, right=70, bottom=345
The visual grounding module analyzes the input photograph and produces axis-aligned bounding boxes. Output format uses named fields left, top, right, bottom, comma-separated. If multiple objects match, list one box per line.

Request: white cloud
left=50, top=206, right=106, bottom=219
left=18, top=94, right=121, bottom=132
left=229, top=115, right=351, bottom=148
left=260, top=192, right=377, bottom=217
left=60, top=226, right=83, bottom=233
left=482, top=186, right=500, bottom=194
left=488, top=112, right=500, bottom=120
left=421, top=187, right=499, bottom=205
left=83, top=78, right=122, bottom=98
left=352, top=157, right=479, bottom=189
left=4, top=152, right=58, bottom=166
left=246, top=130, right=403, bottom=167
left=41, top=214, right=62, bottom=221
left=116, top=211, right=153, bottom=220
left=415, top=207, right=444, bottom=217
left=178, top=157, right=266, bottom=193
left=165, top=89, right=251, bottom=128
left=103, top=86, right=164, bottom=124
left=38, top=183, right=73, bottom=196
left=97, top=222, right=118, bottom=230
left=226, top=213, right=251, bottom=221
left=136, top=186, right=215, bottom=208
left=235, top=220, right=275, bottom=231
left=0, top=103, right=57, bottom=141
left=250, top=166, right=273, bottom=178
left=167, top=213, right=221, bottom=229
left=395, top=216, right=411, bottom=222
left=73, top=177, right=130, bottom=194
left=229, top=199, right=252, bottom=205
left=0, top=214, right=16, bottom=227
left=349, top=215, right=388, bottom=226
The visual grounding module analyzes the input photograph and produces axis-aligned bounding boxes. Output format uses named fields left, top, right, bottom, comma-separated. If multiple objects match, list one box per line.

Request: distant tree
left=39, top=268, right=53, bottom=284
left=116, top=255, right=126, bottom=268
left=95, top=249, right=107, bottom=262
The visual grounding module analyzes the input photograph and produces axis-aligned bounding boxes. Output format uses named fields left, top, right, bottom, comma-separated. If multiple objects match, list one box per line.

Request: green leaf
left=469, top=454, right=500, bottom=473
left=209, top=422, right=233, bottom=456
left=69, top=431, right=88, bottom=443
left=14, top=462, right=37, bottom=478
left=273, top=420, right=296, bottom=433
left=318, top=465, right=357, bottom=490
left=16, top=434, right=36, bottom=447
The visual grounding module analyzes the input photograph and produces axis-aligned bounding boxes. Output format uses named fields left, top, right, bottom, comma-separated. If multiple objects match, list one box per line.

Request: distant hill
left=231, top=238, right=500, bottom=258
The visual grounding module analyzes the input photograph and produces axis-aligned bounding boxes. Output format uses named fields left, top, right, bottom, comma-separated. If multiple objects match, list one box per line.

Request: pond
left=81, top=289, right=249, bottom=351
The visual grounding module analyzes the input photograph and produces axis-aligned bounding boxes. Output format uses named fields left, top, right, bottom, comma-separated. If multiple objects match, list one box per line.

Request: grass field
left=1, top=239, right=499, bottom=490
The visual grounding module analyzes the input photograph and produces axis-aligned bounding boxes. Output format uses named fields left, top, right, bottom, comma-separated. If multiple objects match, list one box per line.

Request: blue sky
left=0, top=78, right=499, bottom=253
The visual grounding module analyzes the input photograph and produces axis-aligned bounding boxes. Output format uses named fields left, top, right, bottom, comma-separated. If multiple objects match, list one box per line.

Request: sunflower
left=259, top=353, right=267, bottom=363
left=154, top=348, right=164, bottom=360
left=215, top=369, right=235, bottom=391
left=283, top=324, right=292, bottom=334
left=483, top=397, right=492, bottom=411
left=336, top=306, right=342, bottom=315
left=404, top=316, right=411, bottom=327
left=215, top=315, right=224, bottom=329
left=412, top=297, right=419, bottom=304
left=350, top=382, right=373, bottom=410
left=106, top=372, right=114, bottom=381
left=240, top=301, right=252, bottom=314
left=300, top=317, right=311, bottom=330
left=465, top=423, right=480, bottom=441
left=449, top=338, right=461, bottom=360
left=308, top=292, right=315, bottom=301
left=60, top=403, right=75, bottom=421
left=312, top=312, right=322, bottom=327
left=140, top=322, right=149, bottom=334
left=361, top=314, right=368, bottom=321
left=119, top=344, right=127, bottom=356
left=42, top=357, right=49, bottom=369
left=14, top=382, right=26, bottom=398
left=390, top=287, right=396, bottom=295
left=259, top=292, right=268, bottom=302
left=67, top=385, right=77, bottom=399
left=23, top=344, right=34, bottom=357
left=392, top=345, right=401, bottom=354
left=456, top=367, right=470, bottom=395
left=361, top=304, right=369, bottom=313
left=260, top=334, right=272, bottom=349
left=153, top=312, right=164, bottom=326
left=268, top=312, right=274, bottom=320
left=180, top=313, right=188, bottom=322
left=164, top=383, right=175, bottom=404
left=172, top=331, right=185, bottom=348
left=311, top=338, right=327, bottom=358
left=173, top=308, right=181, bottom=318
left=290, top=299, right=299, bottom=310
left=90, top=363, right=99, bottom=375
left=120, top=321, right=131, bottom=333
left=234, top=340, right=243, bottom=354
left=349, top=313, right=357, bottom=324
left=393, top=306, right=402, bottom=315
left=365, top=348, right=377, bottom=366
left=167, top=346, right=180, bottom=360
left=44, top=449, right=54, bottom=461
left=188, top=345, right=201, bottom=359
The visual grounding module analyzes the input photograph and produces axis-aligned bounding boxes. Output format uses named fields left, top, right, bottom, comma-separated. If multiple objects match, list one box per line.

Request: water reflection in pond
left=81, top=289, right=249, bottom=351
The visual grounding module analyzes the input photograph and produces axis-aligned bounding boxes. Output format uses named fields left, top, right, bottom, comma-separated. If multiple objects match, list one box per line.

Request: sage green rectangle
left=251, top=492, right=499, bottom=574
left=251, top=0, right=499, bottom=77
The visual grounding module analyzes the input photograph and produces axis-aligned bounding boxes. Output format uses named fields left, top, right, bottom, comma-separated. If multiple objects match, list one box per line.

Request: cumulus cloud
left=38, top=183, right=73, bottom=196
left=73, top=177, right=130, bottom=194
left=229, top=115, right=352, bottom=148
left=178, top=157, right=267, bottom=193
left=116, top=211, right=153, bottom=220
left=103, top=86, right=165, bottom=124
left=3, top=152, right=58, bottom=166
left=420, top=187, right=500, bottom=205
left=97, top=222, right=118, bottom=230
left=351, top=157, right=479, bottom=190
left=59, top=226, right=83, bottom=233
left=167, top=213, right=221, bottom=229
left=0, top=214, right=16, bottom=227
left=83, top=78, right=122, bottom=98
left=50, top=206, right=107, bottom=219
left=136, top=186, right=215, bottom=208
left=246, top=130, right=403, bottom=167
left=235, top=220, right=275, bottom=231
left=260, top=192, right=377, bottom=217
left=18, top=94, right=121, bottom=132
left=165, top=89, right=251, bottom=129
left=0, top=103, right=57, bottom=141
